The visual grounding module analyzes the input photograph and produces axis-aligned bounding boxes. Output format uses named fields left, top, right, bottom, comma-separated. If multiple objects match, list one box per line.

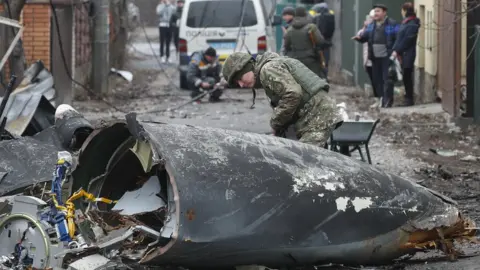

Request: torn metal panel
left=71, top=119, right=477, bottom=269
left=112, top=176, right=166, bottom=215
left=0, top=95, right=54, bottom=136
left=14, top=60, right=57, bottom=103
left=0, top=61, right=57, bottom=136
left=0, top=106, right=93, bottom=196
left=0, top=130, right=62, bottom=196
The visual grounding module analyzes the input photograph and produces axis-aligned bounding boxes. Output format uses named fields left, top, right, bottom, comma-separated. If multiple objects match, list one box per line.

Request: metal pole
left=92, top=0, right=110, bottom=95
left=473, top=25, right=480, bottom=123
left=353, top=0, right=359, bottom=86
left=453, top=0, right=462, bottom=117
left=0, top=75, right=17, bottom=119
left=0, top=16, right=23, bottom=73
left=466, top=1, right=475, bottom=119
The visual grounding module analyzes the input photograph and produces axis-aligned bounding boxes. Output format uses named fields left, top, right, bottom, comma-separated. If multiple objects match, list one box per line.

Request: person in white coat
left=357, top=9, right=379, bottom=108
left=156, top=0, right=176, bottom=63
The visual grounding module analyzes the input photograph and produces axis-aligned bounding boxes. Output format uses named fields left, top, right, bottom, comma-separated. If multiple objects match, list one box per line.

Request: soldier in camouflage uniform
left=222, top=52, right=343, bottom=147
left=284, top=6, right=326, bottom=78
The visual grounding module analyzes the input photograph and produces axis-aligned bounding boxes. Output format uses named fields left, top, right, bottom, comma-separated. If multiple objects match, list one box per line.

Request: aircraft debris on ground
left=0, top=110, right=476, bottom=269
left=0, top=61, right=58, bottom=138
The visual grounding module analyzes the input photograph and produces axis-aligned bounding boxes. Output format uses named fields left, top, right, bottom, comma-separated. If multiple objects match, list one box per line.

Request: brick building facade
left=21, top=3, right=52, bottom=70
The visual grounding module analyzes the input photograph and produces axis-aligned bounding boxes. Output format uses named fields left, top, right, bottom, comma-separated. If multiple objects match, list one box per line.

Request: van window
left=186, top=0, right=258, bottom=28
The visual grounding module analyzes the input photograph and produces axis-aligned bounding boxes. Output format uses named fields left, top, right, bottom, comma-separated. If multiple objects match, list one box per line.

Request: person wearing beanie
left=222, top=51, right=343, bottom=147
left=186, top=47, right=224, bottom=102
left=283, top=6, right=326, bottom=78
left=311, top=2, right=335, bottom=76
left=392, top=2, right=420, bottom=106
left=282, top=6, right=295, bottom=31
left=280, top=6, right=295, bottom=55
left=353, top=3, right=400, bottom=108
left=356, top=9, right=377, bottom=108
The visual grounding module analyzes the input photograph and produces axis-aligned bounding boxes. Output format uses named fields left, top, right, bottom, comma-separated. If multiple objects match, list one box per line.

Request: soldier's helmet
left=222, top=52, right=252, bottom=87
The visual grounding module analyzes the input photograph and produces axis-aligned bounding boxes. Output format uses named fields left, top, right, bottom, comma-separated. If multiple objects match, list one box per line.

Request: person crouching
left=186, top=47, right=223, bottom=102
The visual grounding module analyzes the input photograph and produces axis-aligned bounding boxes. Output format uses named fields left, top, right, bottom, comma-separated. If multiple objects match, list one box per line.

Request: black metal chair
left=329, top=119, right=380, bottom=164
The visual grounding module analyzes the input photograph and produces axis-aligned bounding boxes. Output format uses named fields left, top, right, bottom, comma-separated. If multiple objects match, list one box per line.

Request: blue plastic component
left=51, top=162, right=69, bottom=205
left=54, top=212, right=71, bottom=242
left=39, top=157, right=73, bottom=243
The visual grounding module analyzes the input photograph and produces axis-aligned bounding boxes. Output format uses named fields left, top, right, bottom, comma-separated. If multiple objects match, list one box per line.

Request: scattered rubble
left=415, top=165, right=480, bottom=223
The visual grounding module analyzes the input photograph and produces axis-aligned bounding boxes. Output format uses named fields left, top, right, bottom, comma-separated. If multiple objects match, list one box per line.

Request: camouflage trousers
left=298, top=123, right=337, bottom=146
left=294, top=91, right=343, bottom=147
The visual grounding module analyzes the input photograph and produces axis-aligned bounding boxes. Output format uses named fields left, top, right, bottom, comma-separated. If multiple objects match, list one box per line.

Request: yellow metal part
left=50, top=189, right=117, bottom=239
left=130, top=140, right=153, bottom=173
left=218, top=54, right=229, bottom=65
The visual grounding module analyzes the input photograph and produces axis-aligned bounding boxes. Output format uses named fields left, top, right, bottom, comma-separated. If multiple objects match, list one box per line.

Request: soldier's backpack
left=315, top=9, right=335, bottom=40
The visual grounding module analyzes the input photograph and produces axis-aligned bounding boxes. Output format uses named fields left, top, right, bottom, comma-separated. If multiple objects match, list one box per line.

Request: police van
left=178, top=0, right=281, bottom=89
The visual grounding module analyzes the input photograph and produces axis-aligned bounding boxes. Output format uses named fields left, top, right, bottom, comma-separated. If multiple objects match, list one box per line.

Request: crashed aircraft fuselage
left=59, top=116, right=474, bottom=269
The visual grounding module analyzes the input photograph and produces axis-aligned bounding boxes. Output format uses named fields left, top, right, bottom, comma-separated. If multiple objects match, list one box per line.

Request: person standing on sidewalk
left=357, top=9, right=379, bottom=108
left=311, top=2, right=335, bottom=77
left=156, top=0, right=176, bottom=63
left=392, top=2, right=420, bottom=106
left=280, top=6, right=295, bottom=56
left=170, top=0, right=184, bottom=54
left=352, top=4, right=399, bottom=108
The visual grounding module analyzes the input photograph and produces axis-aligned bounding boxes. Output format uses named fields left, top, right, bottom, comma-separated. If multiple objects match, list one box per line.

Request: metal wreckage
left=0, top=79, right=478, bottom=269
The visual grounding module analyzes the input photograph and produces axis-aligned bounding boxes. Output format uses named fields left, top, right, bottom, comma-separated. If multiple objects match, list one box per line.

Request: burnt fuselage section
left=70, top=119, right=474, bottom=269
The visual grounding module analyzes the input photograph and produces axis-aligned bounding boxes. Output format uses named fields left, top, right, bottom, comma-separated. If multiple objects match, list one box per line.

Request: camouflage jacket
left=284, top=17, right=324, bottom=59
left=253, top=52, right=329, bottom=131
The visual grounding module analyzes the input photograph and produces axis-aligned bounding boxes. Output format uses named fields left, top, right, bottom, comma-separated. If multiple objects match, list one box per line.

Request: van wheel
left=180, top=71, right=188, bottom=90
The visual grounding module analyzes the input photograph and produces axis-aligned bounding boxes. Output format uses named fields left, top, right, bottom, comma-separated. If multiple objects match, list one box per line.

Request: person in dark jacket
left=186, top=47, right=223, bottom=101
left=311, top=2, right=335, bottom=76
left=352, top=4, right=399, bottom=108
left=280, top=6, right=295, bottom=55
left=392, top=2, right=420, bottom=106
left=170, top=0, right=184, bottom=54
left=284, top=6, right=326, bottom=79
left=282, top=6, right=295, bottom=32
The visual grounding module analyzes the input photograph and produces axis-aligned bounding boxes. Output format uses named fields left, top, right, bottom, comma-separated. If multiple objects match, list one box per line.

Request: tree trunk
left=0, top=0, right=26, bottom=90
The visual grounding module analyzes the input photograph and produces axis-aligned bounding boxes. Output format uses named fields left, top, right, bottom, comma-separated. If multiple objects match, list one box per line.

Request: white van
left=178, top=0, right=281, bottom=89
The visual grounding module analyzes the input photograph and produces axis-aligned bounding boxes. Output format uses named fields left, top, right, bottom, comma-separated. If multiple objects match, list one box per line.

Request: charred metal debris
left=0, top=110, right=477, bottom=269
